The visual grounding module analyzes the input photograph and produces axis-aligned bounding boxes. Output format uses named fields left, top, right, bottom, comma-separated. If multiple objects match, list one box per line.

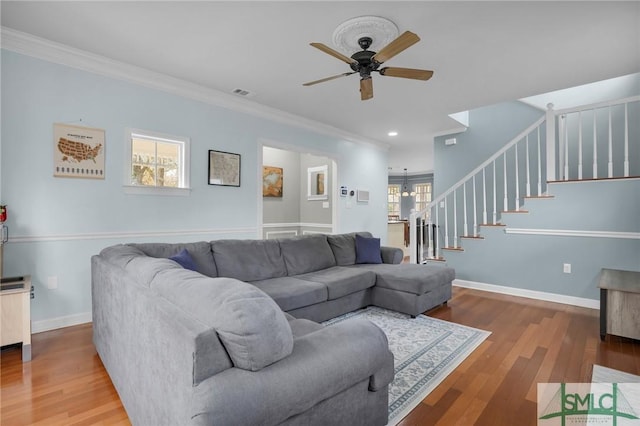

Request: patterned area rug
left=324, top=307, right=491, bottom=425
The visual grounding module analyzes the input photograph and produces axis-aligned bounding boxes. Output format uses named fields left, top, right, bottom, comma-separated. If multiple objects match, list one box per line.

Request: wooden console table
left=598, top=268, right=640, bottom=341
left=1, top=275, right=32, bottom=361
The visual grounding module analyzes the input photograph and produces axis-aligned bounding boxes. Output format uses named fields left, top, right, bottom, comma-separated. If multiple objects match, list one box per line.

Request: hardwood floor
left=2, top=287, right=638, bottom=425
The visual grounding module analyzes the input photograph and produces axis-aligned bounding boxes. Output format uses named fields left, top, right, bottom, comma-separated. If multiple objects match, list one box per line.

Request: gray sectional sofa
left=91, top=232, right=454, bottom=425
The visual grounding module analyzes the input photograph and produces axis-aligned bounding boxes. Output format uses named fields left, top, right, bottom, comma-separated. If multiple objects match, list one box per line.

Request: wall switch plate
left=563, top=263, right=572, bottom=274
left=322, top=201, right=329, bottom=209
left=47, top=276, right=58, bottom=289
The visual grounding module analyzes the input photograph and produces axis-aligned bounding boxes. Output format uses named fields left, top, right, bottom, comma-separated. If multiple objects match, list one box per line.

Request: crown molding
left=1, top=27, right=389, bottom=151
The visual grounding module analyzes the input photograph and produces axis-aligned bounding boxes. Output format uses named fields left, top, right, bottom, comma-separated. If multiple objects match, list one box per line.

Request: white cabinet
left=1, top=275, right=32, bottom=361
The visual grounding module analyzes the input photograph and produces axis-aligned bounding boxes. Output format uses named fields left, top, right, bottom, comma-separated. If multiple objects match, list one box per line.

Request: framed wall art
left=263, top=166, right=283, bottom=197
left=208, top=150, right=240, bottom=187
left=53, top=123, right=105, bottom=179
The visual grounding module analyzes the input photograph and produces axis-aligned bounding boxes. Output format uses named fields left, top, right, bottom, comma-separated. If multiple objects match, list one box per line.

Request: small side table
left=0, top=275, right=32, bottom=361
left=598, top=268, right=640, bottom=341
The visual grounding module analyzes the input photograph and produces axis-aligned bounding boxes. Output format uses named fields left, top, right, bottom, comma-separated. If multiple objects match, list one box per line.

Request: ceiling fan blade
left=310, top=42, right=358, bottom=65
left=303, top=72, right=356, bottom=86
left=380, top=67, right=434, bottom=81
left=371, top=31, right=420, bottom=64
left=360, top=78, right=373, bottom=101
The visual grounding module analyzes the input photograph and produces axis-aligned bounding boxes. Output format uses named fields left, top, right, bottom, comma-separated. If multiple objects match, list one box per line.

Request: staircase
left=410, top=95, right=640, bottom=265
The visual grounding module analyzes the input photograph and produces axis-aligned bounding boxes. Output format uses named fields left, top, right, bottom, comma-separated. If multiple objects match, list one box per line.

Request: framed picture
left=53, top=123, right=105, bottom=179
left=208, top=150, right=240, bottom=187
left=263, top=166, right=283, bottom=197
left=307, top=165, right=328, bottom=200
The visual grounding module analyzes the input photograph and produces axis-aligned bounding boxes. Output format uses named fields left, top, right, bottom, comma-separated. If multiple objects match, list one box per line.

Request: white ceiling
left=2, top=1, right=639, bottom=174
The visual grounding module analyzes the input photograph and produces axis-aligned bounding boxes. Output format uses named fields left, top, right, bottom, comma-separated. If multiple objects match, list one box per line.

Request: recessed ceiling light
left=388, top=131, right=398, bottom=137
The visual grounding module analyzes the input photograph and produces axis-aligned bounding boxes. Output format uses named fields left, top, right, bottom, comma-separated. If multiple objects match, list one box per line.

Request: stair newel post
left=410, top=209, right=417, bottom=264
left=427, top=210, right=434, bottom=259
left=435, top=205, right=440, bottom=259
left=624, top=103, right=629, bottom=177
left=545, top=103, right=556, bottom=182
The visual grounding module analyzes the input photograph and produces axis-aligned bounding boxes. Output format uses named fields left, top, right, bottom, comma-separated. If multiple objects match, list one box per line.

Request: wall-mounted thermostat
left=340, top=186, right=348, bottom=197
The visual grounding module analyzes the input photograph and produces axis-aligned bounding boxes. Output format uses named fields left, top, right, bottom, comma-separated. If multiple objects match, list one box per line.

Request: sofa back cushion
left=211, top=239, right=286, bottom=281
left=129, top=242, right=218, bottom=277
left=327, top=232, right=373, bottom=266
left=100, top=244, right=180, bottom=287
left=151, top=271, right=293, bottom=372
left=278, top=234, right=336, bottom=275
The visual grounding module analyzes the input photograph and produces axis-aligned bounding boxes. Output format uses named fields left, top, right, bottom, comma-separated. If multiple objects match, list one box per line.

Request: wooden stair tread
left=422, top=256, right=446, bottom=262
left=480, top=223, right=506, bottom=227
left=525, top=195, right=555, bottom=199
left=460, top=235, right=485, bottom=239
left=442, top=246, right=464, bottom=251
left=501, top=210, right=529, bottom=214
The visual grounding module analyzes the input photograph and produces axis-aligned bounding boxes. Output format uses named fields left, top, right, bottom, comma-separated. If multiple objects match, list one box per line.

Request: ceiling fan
left=303, top=31, right=433, bottom=101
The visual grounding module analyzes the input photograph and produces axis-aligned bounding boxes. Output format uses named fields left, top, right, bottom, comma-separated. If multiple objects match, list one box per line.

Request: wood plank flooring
left=2, top=287, right=638, bottom=425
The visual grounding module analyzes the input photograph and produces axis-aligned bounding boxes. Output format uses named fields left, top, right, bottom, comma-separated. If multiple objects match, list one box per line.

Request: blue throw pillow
left=169, top=248, right=198, bottom=272
left=355, top=235, right=382, bottom=264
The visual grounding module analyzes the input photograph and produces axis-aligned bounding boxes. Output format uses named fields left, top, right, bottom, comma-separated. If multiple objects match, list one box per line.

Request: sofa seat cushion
left=250, top=277, right=328, bottom=311
left=350, top=263, right=455, bottom=295
left=129, top=242, right=218, bottom=277
left=278, top=234, right=337, bottom=275
left=151, top=269, right=293, bottom=372
left=296, top=266, right=376, bottom=300
left=211, top=239, right=286, bottom=282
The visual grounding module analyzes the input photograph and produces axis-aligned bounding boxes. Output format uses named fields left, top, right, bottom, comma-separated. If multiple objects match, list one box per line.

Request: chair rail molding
left=504, top=228, right=640, bottom=240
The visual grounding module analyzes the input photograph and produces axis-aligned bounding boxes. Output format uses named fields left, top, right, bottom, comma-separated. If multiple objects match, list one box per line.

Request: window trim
left=414, top=182, right=432, bottom=214
left=387, top=184, right=401, bottom=217
left=124, top=128, right=191, bottom=196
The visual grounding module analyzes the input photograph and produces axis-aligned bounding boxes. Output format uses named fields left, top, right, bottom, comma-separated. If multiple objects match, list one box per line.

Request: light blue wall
left=433, top=101, right=543, bottom=196
left=0, top=50, right=389, bottom=327
left=444, top=180, right=640, bottom=301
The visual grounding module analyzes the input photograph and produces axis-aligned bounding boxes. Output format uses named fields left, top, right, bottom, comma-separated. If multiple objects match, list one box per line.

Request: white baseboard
left=32, top=312, right=92, bottom=334
left=453, top=279, right=600, bottom=310
left=30, top=281, right=598, bottom=334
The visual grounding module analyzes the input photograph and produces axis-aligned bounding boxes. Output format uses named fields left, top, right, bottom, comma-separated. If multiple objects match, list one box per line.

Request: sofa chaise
left=91, top=232, right=454, bottom=425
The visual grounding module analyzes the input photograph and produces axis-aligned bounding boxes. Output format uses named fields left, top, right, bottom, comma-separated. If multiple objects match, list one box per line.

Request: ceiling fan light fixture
left=388, top=131, right=398, bottom=137
left=401, top=168, right=415, bottom=197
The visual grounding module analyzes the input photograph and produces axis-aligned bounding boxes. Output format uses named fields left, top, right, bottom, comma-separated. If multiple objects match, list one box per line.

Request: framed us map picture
left=53, top=123, right=105, bottom=179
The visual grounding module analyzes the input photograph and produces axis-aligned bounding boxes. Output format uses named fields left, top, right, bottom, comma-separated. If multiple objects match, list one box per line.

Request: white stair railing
left=555, top=95, right=639, bottom=181
left=410, top=116, right=546, bottom=263
left=409, top=95, right=639, bottom=264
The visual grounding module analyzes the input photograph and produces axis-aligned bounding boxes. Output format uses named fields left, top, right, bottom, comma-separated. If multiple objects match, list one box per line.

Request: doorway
left=258, top=142, right=337, bottom=239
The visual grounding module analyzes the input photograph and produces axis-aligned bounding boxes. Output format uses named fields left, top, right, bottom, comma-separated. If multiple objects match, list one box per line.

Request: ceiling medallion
left=332, top=16, right=399, bottom=54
